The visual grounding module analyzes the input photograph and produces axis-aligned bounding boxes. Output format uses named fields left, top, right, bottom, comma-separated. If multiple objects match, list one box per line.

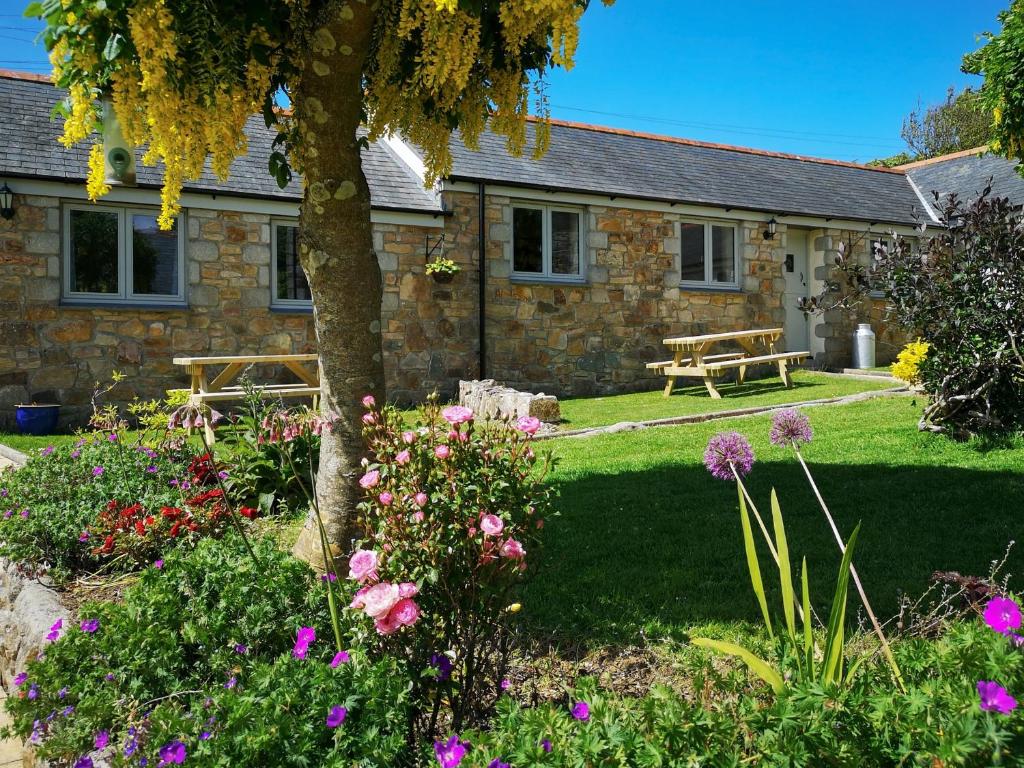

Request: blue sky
left=0, top=0, right=1006, bottom=162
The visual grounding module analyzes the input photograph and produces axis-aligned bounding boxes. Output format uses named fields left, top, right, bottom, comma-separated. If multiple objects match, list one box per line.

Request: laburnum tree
left=32, top=0, right=611, bottom=564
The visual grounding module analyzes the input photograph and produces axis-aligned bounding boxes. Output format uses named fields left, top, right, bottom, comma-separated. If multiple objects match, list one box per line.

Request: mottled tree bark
left=291, top=2, right=383, bottom=566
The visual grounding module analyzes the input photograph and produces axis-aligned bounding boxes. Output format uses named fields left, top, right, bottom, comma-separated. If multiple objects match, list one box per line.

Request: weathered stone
left=458, top=379, right=560, bottom=422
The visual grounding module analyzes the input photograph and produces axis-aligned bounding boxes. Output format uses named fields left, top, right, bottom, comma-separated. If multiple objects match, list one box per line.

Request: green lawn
left=524, top=395, right=1024, bottom=645
left=0, top=432, right=83, bottom=455
left=557, top=371, right=899, bottom=430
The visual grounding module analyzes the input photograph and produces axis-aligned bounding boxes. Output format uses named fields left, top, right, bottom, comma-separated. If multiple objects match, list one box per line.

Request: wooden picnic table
left=646, top=328, right=809, bottom=399
left=172, top=353, right=320, bottom=442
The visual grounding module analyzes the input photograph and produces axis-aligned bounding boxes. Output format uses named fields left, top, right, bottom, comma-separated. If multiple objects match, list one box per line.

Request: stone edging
left=1, top=559, right=68, bottom=695
left=536, top=386, right=910, bottom=440
left=0, top=443, right=28, bottom=468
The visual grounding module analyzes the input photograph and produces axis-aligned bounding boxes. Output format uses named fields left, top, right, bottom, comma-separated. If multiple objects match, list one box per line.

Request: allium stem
left=792, top=445, right=905, bottom=691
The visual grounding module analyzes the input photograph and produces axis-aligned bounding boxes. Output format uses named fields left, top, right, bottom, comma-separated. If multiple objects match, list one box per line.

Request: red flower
left=239, top=507, right=258, bottom=520
left=134, top=520, right=146, bottom=536
left=100, top=535, right=115, bottom=554
left=186, top=489, right=223, bottom=507
left=161, top=506, right=182, bottom=520
left=169, top=521, right=182, bottom=538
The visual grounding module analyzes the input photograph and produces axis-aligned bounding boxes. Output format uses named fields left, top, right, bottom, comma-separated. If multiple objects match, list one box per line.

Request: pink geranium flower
left=984, top=596, right=1022, bottom=635
left=480, top=514, right=504, bottom=536
left=361, top=582, right=401, bottom=619
left=348, top=549, right=379, bottom=583
left=359, top=470, right=380, bottom=489
left=515, top=415, right=541, bottom=435
left=441, top=405, right=474, bottom=425
left=293, top=626, right=316, bottom=659
left=978, top=680, right=1017, bottom=714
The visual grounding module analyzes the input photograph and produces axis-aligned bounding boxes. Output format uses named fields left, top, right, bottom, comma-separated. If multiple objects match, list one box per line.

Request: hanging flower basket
left=426, top=257, right=459, bottom=284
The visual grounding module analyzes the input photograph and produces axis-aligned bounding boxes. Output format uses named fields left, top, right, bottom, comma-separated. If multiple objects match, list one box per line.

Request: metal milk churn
left=852, top=323, right=876, bottom=369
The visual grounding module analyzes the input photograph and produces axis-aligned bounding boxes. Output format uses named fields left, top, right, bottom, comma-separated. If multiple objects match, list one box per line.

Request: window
left=63, top=204, right=185, bottom=304
left=679, top=220, right=739, bottom=289
left=272, top=222, right=312, bottom=307
left=512, top=204, right=584, bottom=281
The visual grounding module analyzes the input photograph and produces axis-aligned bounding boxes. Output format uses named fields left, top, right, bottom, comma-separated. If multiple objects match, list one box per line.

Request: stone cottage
left=0, top=69, right=941, bottom=425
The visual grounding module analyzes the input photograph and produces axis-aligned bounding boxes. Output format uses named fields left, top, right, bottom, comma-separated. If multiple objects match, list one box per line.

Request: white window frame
left=270, top=219, right=312, bottom=309
left=510, top=202, right=586, bottom=283
left=62, top=203, right=186, bottom=305
left=678, top=219, right=740, bottom=291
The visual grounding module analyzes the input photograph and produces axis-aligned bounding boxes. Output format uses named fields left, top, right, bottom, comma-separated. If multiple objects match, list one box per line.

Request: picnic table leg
left=777, top=359, right=794, bottom=388
left=662, top=351, right=682, bottom=397
left=737, top=364, right=747, bottom=385
left=196, top=366, right=216, bottom=444
left=702, top=373, right=722, bottom=399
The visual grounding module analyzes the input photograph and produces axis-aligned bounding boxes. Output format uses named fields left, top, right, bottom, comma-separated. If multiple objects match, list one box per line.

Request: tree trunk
left=291, top=3, right=382, bottom=567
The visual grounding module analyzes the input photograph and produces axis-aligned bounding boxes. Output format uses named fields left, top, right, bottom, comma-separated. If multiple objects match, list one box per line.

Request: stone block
left=458, top=379, right=560, bottom=423
left=24, top=278, right=59, bottom=302
left=189, top=284, right=220, bottom=307
left=189, top=241, right=219, bottom=262
left=23, top=232, right=59, bottom=255
left=243, top=244, right=269, bottom=265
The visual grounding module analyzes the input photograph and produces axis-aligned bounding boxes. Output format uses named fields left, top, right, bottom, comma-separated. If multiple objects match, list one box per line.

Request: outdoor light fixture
left=0, top=183, right=14, bottom=220
left=763, top=217, right=778, bottom=240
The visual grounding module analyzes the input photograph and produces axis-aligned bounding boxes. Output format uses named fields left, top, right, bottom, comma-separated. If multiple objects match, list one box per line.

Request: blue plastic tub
left=15, top=404, right=60, bottom=435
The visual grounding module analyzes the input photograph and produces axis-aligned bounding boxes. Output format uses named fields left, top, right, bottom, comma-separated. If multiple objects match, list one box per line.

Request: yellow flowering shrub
left=891, top=339, right=930, bottom=385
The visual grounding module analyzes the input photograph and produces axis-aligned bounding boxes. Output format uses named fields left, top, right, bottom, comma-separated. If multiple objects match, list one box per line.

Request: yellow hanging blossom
left=86, top=143, right=111, bottom=200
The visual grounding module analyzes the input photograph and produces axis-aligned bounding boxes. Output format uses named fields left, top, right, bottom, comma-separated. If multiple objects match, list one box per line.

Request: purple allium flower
left=431, top=653, right=453, bottom=681
left=325, top=706, right=347, bottom=728
left=27, top=684, right=38, bottom=700
left=74, top=757, right=93, bottom=768
left=46, top=618, right=62, bottom=643
left=541, top=739, right=552, bottom=753
left=292, top=626, right=316, bottom=659
left=40, top=446, right=54, bottom=457
left=234, top=643, right=248, bottom=655
left=978, top=680, right=1017, bottom=714
left=703, top=432, right=755, bottom=481
left=154, top=560, right=164, bottom=569
left=157, top=740, right=187, bottom=766
left=769, top=408, right=814, bottom=447
left=224, top=676, right=237, bottom=690
left=984, top=596, right=1022, bottom=636
left=488, top=760, right=510, bottom=768
left=434, top=736, right=468, bottom=768
left=95, top=731, right=109, bottom=749
left=199, top=731, right=212, bottom=741
left=92, top=466, right=104, bottom=477
left=14, top=672, right=27, bottom=686
left=80, top=619, right=99, bottom=633
left=331, top=651, right=350, bottom=668
left=571, top=701, right=590, bottom=721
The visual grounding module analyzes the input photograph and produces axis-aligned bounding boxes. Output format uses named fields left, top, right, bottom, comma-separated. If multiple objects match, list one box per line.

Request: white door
left=782, top=230, right=810, bottom=352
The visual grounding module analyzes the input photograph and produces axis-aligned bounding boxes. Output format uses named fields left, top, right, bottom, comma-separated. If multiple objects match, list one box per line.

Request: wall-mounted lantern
left=763, top=217, right=778, bottom=240
left=0, top=182, right=14, bottom=220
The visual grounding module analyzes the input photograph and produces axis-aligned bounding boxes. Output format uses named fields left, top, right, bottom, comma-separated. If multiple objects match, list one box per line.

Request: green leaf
left=770, top=488, right=796, bottom=642
left=801, top=557, right=814, bottom=677
left=822, top=523, right=860, bottom=687
left=691, top=638, right=784, bottom=694
left=737, top=484, right=772, bottom=638
left=103, top=33, right=124, bottom=61
left=23, top=2, right=44, bottom=18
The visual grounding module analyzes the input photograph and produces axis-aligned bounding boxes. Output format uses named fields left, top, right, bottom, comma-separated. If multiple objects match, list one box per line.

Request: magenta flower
left=516, top=415, right=541, bottom=435
left=91, top=466, right=104, bottom=477
left=80, top=618, right=99, bottom=633
left=488, top=760, right=510, bottom=768
left=571, top=701, right=590, bottom=721
left=414, top=492, right=428, bottom=507
left=358, top=470, right=380, bottom=489
left=442, top=405, right=474, bottom=425
left=199, top=731, right=212, bottom=741
left=13, top=672, right=27, bottom=686
left=703, top=432, right=755, bottom=481
left=234, top=643, right=248, bottom=654
left=154, top=559, right=164, bottom=569
left=293, top=626, right=316, bottom=659
left=541, top=739, right=552, bottom=753
left=321, top=572, right=337, bottom=583
left=46, top=618, right=62, bottom=643
left=984, top=596, right=1022, bottom=635
left=500, top=678, right=510, bottom=691
left=434, top=444, right=451, bottom=459
left=769, top=408, right=814, bottom=447
left=330, top=651, right=350, bottom=668
left=325, top=706, right=347, bottom=728
left=95, top=731, right=109, bottom=750
left=157, top=740, right=187, bottom=766
left=107, top=433, right=118, bottom=442
left=78, top=531, right=89, bottom=542
left=40, top=445, right=54, bottom=457
left=74, top=757, right=93, bottom=768
left=978, top=681, right=1017, bottom=714
left=434, top=736, right=468, bottom=768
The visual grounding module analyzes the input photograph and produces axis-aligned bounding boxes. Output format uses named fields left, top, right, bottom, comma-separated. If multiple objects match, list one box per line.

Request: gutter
left=478, top=182, right=487, bottom=379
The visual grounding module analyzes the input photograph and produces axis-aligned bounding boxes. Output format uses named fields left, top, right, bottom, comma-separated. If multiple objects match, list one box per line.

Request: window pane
left=132, top=214, right=179, bottom=296
left=679, top=222, right=705, bottom=282
left=550, top=211, right=580, bottom=275
left=69, top=209, right=119, bottom=294
left=513, top=207, right=543, bottom=273
left=276, top=225, right=311, bottom=301
left=711, top=225, right=735, bottom=284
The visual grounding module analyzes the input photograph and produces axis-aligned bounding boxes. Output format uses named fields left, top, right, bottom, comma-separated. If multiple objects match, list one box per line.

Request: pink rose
left=379, top=491, right=394, bottom=506
left=458, top=431, right=469, bottom=443
left=412, top=511, right=424, bottom=523
left=389, top=598, right=421, bottom=627
left=350, top=585, right=370, bottom=609
left=395, top=449, right=411, bottom=465
left=402, top=431, right=417, bottom=444
left=361, top=582, right=401, bottom=619
left=434, top=445, right=450, bottom=459
left=414, top=492, right=428, bottom=507
left=500, top=539, right=526, bottom=560
left=516, top=416, right=541, bottom=435
left=480, top=514, right=504, bottom=536
left=374, top=612, right=402, bottom=635
left=359, top=470, right=380, bottom=489
left=361, top=394, right=376, bottom=408
left=348, top=549, right=379, bottom=583
left=398, top=582, right=419, bottom=598
left=441, top=405, right=474, bottom=425
left=447, top=430, right=460, bottom=441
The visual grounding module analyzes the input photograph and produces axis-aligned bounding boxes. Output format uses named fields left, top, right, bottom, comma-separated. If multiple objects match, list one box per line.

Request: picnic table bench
left=646, top=328, right=809, bottom=399
left=172, top=353, right=320, bottom=442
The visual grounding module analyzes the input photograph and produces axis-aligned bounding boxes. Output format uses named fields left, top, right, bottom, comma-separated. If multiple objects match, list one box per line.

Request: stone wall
left=0, top=558, right=67, bottom=694
left=0, top=193, right=467, bottom=427
left=442, top=190, right=788, bottom=397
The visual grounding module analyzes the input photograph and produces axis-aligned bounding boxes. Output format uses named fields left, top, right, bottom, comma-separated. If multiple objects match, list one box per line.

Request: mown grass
left=524, top=395, right=1024, bottom=646
left=557, top=371, right=898, bottom=430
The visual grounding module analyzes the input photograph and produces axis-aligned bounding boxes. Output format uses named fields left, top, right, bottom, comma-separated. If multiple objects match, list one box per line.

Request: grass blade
left=802, top=557, right=813, bottom=678
left=771, top=489, right=796, bottom=642
left=691, top=638, right=785, bottom=694
left=737, top=482, right=773, bottom=638
left=822, top=523, right=860, bottom=686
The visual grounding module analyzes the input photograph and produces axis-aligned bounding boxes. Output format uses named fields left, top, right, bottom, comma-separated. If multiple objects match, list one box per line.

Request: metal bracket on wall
left=425, top=233, right=445, bottom=262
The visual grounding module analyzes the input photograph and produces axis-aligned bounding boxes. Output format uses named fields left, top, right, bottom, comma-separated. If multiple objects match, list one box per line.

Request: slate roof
left=446, top=120, right=925, bottom=225
left=903, top=148, right=1024, bottom=211
left=0, top=72, right=442, bottom=214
